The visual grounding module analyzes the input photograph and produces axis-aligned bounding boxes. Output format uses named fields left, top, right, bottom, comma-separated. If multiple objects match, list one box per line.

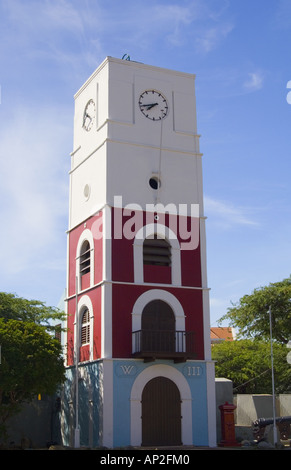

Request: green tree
left=219, top=276, right=291, bottom=344
left=0, top=293, right=66, bottom=442
left=0, top=292, right=65, bottom=333
left=212, top=339, right=291, bottom=394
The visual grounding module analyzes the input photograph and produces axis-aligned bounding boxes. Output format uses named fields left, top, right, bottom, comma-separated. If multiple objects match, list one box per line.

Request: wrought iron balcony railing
left=132, top=330, right=196, bottom=363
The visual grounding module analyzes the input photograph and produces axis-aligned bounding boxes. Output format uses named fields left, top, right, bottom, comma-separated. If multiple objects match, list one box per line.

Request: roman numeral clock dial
left=139, top=90, right=168, bottom=120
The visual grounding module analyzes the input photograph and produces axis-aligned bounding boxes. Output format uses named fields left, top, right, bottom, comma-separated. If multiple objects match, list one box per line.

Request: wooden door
left=141, top=300, right=175, bottom=353
left=142, top=377, right=182, bottom=446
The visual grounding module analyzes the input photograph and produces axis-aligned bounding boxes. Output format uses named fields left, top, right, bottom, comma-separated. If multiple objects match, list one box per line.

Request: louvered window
left=81, top=308, right=90, bottom=345
left=80, top=240, right=91, bottom=276
left=143, top=235, right=171, bottom=267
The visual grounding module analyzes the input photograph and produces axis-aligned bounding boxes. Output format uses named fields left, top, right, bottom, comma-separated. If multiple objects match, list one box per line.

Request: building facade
left=61, top=57, right=216, bottom=447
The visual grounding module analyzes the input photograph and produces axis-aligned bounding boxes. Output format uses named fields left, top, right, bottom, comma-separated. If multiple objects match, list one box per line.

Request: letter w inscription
left=121, top=365, right=134, bottom=375
left=115, top=363, right=137, bottom=377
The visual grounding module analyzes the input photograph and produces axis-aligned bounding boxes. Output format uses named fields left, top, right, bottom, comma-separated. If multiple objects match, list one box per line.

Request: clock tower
left=62, top=57, right=216, bottom=448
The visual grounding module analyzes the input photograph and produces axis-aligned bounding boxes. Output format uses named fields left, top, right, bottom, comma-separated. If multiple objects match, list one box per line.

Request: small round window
left=149, top=176, right=161, bottom=190
left=83, top=184, right=91, bottom=200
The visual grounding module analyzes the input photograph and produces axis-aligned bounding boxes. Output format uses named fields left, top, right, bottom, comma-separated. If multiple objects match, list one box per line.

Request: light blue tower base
left=61, top=359, right=216, bottom=448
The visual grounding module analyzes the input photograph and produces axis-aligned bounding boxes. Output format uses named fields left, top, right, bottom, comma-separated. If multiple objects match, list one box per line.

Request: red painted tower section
left=66, top=207, right=205, bottom=364
left=66, top=211, right=103, bottom=365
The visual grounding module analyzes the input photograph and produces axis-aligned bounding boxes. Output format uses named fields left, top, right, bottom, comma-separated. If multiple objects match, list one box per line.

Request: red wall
left=68, top=211, right=103, bottom=297
left=66, top=287, right=102, bottom=366
left=66, top=211, right=103, bottom=366
left=144, top=265, right=171, bottom=284
left=66, top=208, right=205, bottom=364
left=111, top=208, right=202, bottom=288
left=111, top=284, right=205, bottom=360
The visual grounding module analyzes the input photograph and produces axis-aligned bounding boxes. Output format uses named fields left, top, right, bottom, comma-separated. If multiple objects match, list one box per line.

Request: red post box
left=218, top=402, right=240, bottom=447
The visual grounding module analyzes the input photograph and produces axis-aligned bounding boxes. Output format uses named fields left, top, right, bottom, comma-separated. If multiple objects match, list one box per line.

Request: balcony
left=132, top=330, right=196, bottom=363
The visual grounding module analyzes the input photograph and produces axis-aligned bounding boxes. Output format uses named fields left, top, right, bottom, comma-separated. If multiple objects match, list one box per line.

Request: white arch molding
left=131, top=289, right=186, bottom=354
left=133, top=223, right=181, bottom=285
left=76, top=228, right=95, bottom=292
left=74, top=294, right=94, bottom=362
left=130, top=364, right=193, bottom=446
left=131, top=289, right=185, bottom=331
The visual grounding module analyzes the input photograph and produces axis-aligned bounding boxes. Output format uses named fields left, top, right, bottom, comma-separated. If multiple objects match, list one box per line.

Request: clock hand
left=141, top=103, right=158, bottom=110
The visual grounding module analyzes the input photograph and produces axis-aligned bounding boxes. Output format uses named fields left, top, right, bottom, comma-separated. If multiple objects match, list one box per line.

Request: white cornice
left=74, top=56, right=196, bottom=100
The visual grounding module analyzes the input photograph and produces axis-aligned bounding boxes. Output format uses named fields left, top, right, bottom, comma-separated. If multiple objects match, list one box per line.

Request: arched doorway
left=141, top=376, right=182, bottom=446
left=141, top=300, right=175, bottom=353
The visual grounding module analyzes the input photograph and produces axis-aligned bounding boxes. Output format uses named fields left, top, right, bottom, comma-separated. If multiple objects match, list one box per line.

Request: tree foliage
left=0, top=292, right=66, bottom=442
left=212, top=339, right=291, bottom=394
left=0, top=292, right=65, bottom=333
left=219, top=276, right=291, bottom=344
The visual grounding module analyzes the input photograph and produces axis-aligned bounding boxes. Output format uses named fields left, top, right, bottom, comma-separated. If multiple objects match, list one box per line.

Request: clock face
left=139, top=90, right=168, bottom=121
left=83, top=99, right=95, bottom=131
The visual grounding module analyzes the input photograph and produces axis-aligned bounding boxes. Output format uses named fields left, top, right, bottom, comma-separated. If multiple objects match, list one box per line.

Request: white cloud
left=0, top=0, right=235, bottom=79
left=243, top=72, right=264, bottom=91
left=42, top=0, right=85, bottom=33
left=151, top=3, right=197, bottom=46
left=274, top=0, right=291, bottom=29
left=0, top=0, right=98, bottom=81
left=0, top=106, right=71, bottom=273
left=204, top=196, right=259, bottom=229
left=195, top=22, right=234, bottom=53
left=2, top=0, right=85, bottom=34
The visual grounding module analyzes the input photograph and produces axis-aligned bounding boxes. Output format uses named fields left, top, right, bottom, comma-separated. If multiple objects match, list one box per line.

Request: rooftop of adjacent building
left=210, top=327, right=236, bottom=344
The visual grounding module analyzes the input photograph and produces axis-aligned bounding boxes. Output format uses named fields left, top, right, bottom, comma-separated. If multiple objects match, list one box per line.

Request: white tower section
left=69, top=56, right=203, bottom=230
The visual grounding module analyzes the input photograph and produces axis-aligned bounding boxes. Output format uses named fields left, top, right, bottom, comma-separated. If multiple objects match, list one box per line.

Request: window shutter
left=81, top=309, right=90, bottom=345
left=80, top=241, right=91, bottom=276
left=143, top=235, right=171, bottom=266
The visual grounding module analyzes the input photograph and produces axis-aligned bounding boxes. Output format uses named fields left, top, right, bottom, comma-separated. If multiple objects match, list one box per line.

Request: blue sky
left=0, top=0, right=290, bottom=327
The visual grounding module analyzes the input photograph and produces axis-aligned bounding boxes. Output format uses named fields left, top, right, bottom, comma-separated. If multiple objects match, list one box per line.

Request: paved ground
left=47, top=443, right=291, bottom=450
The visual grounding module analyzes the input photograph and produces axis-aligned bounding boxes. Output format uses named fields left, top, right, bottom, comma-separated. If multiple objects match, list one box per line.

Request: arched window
left=142, top=300, right=175, bottom=332
left=80, top=240, right=91, bottom=277
left=143, top=235, right=171, bottom=267
left=81, top=308, right=90, bottom=345
left=76, top=229, right=95, bottom=292
left=141, top=300, right=175, bottom=353
left=134, top=223, right=181, bottom=285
